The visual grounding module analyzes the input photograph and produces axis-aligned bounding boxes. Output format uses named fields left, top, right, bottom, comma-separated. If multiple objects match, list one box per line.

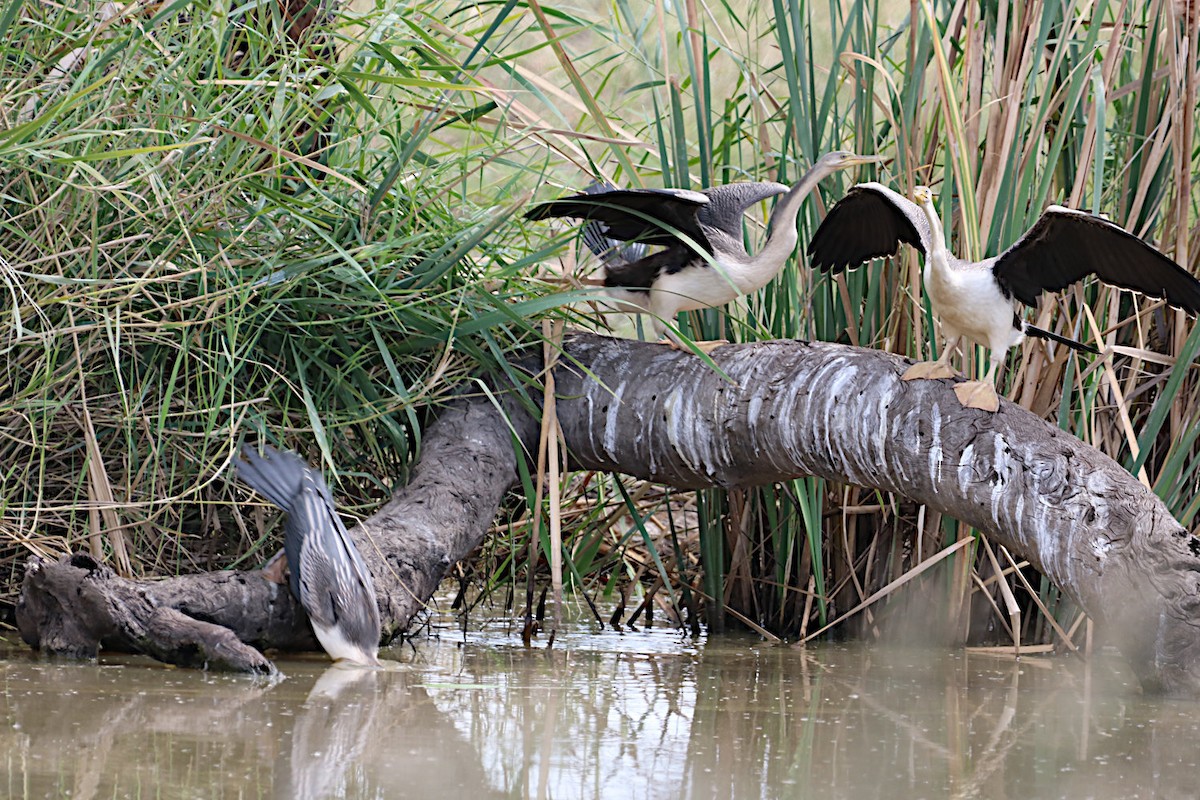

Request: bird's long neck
left=750, top=166, right=831, bottom=285
left=921, top=198, right=948, bottom=258
left=920, top=197, right=952, bottom=280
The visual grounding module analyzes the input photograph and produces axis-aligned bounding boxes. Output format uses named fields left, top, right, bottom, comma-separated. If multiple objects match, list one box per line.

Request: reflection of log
left=17, top=335, right=1200, bottom=694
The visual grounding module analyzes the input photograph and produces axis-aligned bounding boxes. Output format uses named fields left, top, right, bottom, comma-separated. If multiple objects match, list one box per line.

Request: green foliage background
left=2, top=0, right=1198, bottom=644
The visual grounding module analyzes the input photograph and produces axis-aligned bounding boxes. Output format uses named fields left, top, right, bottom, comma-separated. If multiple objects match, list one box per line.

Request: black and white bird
left=525, top=151, right=882, bottom=350
left=807, top=182, right=1200, bottom=411
left=236, top=445, right=381, bottom=666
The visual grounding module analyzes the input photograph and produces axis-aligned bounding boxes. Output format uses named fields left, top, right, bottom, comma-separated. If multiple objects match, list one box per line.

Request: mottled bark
left=17, top=334, right=1200, bottom=695
left=354, top=396, right=540, bottom=640
left=16, top=553, right=283, bottom=673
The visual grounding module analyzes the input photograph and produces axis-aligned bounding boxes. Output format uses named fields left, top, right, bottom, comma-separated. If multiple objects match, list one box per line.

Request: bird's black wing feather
left=525, top=187, right=712, bottom=253
left=236, top=445, right=309, bottom=600
left=806, top=182, right=930, bottom=274
left=993, top=207, right=1200, bottom=311
left=602, top=247, right=693, bottom=290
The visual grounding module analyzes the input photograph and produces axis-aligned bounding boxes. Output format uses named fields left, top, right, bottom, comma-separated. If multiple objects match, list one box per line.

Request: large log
left=16, top=334, right=1200, bottom=694
left=551, top=336, right=1200, bottom=694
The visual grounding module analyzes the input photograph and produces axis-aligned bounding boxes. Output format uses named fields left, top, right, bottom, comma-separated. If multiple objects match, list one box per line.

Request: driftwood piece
left=16, top=334, right=1200, bottom=695
left=17, top=553, right=281, bottom=673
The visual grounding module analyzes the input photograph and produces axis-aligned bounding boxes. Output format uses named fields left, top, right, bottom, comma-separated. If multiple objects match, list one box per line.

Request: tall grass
left=0, top=0, right=570, bottom=600
left=2, top=0, right=1198, bottom=650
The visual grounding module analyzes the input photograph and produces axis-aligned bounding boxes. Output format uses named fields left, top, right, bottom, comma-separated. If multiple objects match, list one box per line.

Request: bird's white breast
left=925, top=256, right=1023, bottom=351
left=654, top=251, right=780, bottom=313
left=312, top=620, right=379, bottom=666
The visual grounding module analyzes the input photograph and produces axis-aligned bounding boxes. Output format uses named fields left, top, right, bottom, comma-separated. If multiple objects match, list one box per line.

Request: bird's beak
left=844, top=154, right=885, bottom=166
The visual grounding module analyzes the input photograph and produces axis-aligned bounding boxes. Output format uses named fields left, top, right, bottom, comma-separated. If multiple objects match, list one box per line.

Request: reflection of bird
left=525, top=151, right=882, bottom=350
left=281, top=666, right=380, bottom=800
left=807, top=183, right=1200, bottom=411
left=237, top=445, right=381, bottom=666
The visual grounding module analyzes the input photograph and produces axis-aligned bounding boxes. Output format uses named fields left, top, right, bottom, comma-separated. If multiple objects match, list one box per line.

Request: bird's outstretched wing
left=992, top=206, right=1200, bottom=311
left=525, top=186, right=712, bottom=253
left=806, top=182, right=932, bottom=273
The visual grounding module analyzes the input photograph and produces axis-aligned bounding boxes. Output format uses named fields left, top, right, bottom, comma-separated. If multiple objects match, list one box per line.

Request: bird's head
left=912, top=185, right=935, bottom=207
left=820, top=150, right=885, bottom=171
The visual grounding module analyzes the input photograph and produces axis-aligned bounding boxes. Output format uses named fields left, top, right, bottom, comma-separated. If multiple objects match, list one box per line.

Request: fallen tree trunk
left=17, top=334, right=1200, bottom=694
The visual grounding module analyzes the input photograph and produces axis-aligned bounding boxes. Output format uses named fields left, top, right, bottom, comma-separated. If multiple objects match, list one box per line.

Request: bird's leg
left=953, top=351, right=1003, bottom=412
left=657, top=330, right=729, bottom=354
left=650, top=293, right=727, bottom=354
left=902, top=335, right=961, bottom=381
left=260, top=549, right=289, bottom=584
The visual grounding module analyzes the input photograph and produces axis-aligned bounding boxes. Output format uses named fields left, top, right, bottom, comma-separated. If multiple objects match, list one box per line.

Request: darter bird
left=526, top=150, right=882, bottom=351
left=806, top=182, right=1200, bottom=411
left=236, top=445, right=381, bottom=666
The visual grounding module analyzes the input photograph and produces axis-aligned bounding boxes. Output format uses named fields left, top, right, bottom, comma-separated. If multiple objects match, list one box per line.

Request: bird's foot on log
left=901, top=360, right=958, bottom=380
left=659, top=337, right=729, bottom=354
left=953, top=380, right=1000, bottom=412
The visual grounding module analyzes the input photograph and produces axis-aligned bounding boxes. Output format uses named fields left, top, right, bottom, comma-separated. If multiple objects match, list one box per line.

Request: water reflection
left=1, top=624, right=1199, bottom=799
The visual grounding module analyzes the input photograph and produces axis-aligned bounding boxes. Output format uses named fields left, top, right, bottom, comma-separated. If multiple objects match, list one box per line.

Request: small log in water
left=17, top=396, right=536, bottom=670
left=17, top=334, right=1200, bottom=695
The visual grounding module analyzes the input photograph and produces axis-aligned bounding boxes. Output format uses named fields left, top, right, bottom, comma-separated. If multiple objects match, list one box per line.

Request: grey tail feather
left=235, top=445, right=311, bottom=512
left=578, top=181, right=648, bottom=267
left=1023, top=323, right=1099, bottom=355
left=580, top=219, right=615, bottom=259
left=580, top=221, right=648, bottom=268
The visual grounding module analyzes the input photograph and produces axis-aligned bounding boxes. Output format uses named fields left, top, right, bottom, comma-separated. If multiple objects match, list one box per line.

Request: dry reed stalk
left=802, top=536, right=974, bottom=643
left=1082, top=305, right=1152, bottom=487
left=981, top=536, right=1020, bottom=654
left=999, top=545, right=1080, bottom=654
left=542, top=319, right=565, bottom=628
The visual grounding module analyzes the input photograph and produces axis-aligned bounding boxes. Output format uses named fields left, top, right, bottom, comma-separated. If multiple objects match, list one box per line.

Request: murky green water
left=1, top=615, right=1197, bottom=799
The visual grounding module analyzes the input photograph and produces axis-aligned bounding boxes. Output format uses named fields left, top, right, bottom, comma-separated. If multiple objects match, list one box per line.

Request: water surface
left=1, top=615, right=1196, bottom=799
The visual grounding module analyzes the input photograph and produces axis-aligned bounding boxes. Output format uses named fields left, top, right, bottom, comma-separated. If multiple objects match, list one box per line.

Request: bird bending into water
left=525, top=150, right=882, bottom=350
left=237, top=445, right=381, bottom=666
left=807, top=183, right=1200, bottom=411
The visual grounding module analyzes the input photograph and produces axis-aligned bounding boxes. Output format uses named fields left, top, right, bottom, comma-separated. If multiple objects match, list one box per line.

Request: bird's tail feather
left=236, top=444, right=331, bottom=601
left=235, top=445, right=309, bottom=512
left=1022, top=323, right=1099, bottom=355
left=578, top=182, right=649, bottom=268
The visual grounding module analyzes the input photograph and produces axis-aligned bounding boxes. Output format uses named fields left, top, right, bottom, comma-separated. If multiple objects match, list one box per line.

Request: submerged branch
left=17, top=334, right=1200, bottom=695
